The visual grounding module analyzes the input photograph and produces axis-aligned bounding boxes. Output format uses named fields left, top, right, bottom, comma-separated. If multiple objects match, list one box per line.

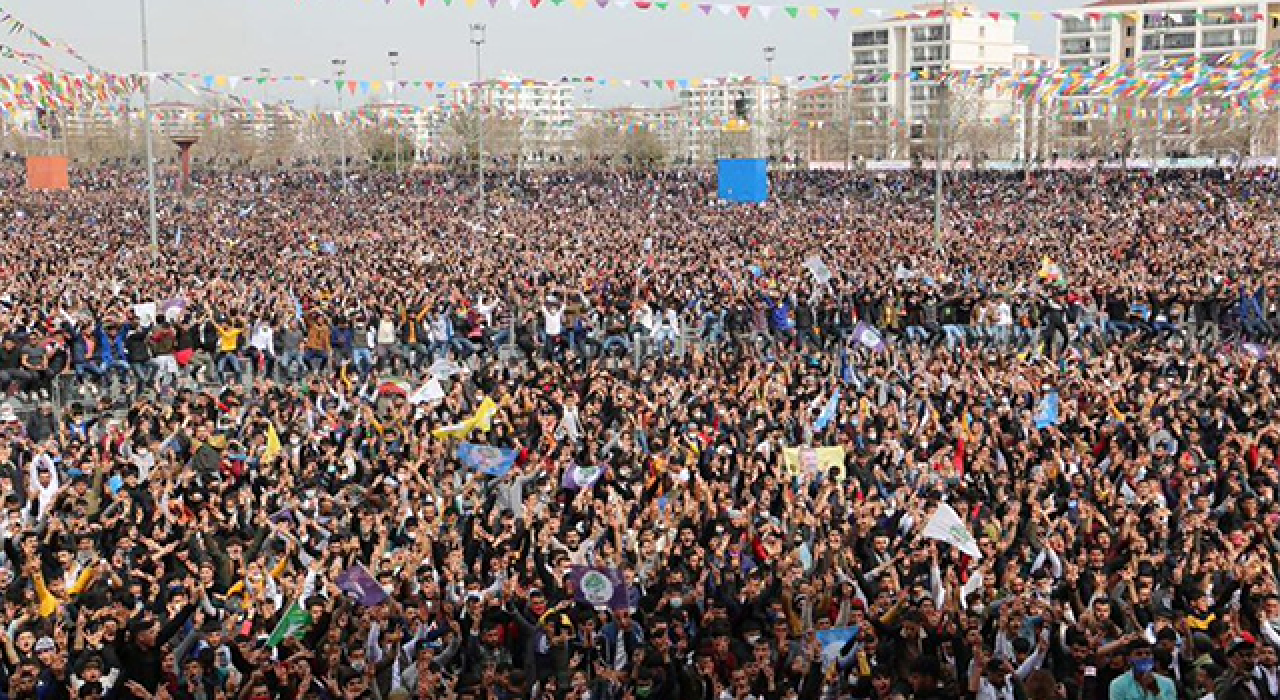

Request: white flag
left=409, top=378, right=446, bottom=405
left=923, top=503, right=982, bottom=560
left=804, top=255, right=833, bottom=285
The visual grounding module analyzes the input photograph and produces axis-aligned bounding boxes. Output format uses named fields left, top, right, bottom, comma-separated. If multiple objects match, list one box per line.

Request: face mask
left=970, top=605, right=986, bottom=616
left=669, top=597, right=682, bottom=609
left=745, top=634, right=761, bottom=645
left=635, top=686, right=653, bottom=699
left=1132, top=659, right=1154, bottom=674
left=351, top=662, right=366, bottom=673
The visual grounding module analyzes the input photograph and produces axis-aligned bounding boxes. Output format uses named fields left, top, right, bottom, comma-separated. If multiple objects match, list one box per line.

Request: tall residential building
left=452, top=77, right=576, bottom=159
left=676, top=81, right=789, bottom=163
left=792, top=85, right=855, bottom=164
left=848, top=2, right=1023, bottom=159
left=1054, top=0, right=1280, bottom=159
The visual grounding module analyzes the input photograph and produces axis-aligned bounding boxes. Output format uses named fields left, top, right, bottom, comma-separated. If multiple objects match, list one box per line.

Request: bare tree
left=623, top=127, right=667, bottom=166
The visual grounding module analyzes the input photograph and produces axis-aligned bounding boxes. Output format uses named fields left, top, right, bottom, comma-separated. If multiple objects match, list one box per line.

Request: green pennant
left=335, top=80, right=345, bottom=92
left=257, top=77, right=267, bottom=85
left=1007, top=11, right=1020, bottom=20
left=413, top=81, right=423, bottom=87
left=655, top=1, right=667, bottom=8
left=266, top=600, right=313, bottom=648
left=784, top=6, right=797, bottom=17
left=551, top=0, right=565, bottom=5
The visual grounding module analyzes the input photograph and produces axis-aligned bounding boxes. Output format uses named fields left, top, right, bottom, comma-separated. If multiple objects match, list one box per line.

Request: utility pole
left=932, top=0, right=951, bottom=251
left=389, top=50, right=401, bottom=174
left=333, top=58, right=348, bottom=193
left=763, top=46, right=775, bottom=162
left=471, top=24, right=487, bottom=219
left=138, top=0, right=159, bottom=250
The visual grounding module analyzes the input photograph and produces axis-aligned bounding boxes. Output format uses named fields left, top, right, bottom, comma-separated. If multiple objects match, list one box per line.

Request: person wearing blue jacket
left=91, top=319, right=130, bottom=386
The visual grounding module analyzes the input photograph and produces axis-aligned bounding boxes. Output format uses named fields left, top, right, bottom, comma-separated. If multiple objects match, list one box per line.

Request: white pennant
left=716, top=3, right=732, bottom=14
left=757, top=5, right=773, bottom=18
left=228, top=76, right=241, bottom=90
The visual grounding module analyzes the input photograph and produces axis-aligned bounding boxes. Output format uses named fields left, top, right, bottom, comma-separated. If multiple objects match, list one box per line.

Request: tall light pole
left=333, top=58, right=348, bottom=193
left=470, top=24, right=487, bottom=218
left=932, top=0, right=951, bottom=252
left=389, top=50, right=401, bottom=174
left=763, top=46, right=775, bottom=162
left=138, top=0, right=159, bottom=250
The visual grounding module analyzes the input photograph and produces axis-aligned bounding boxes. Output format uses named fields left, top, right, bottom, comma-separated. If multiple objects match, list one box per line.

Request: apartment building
left=1055, top=0, right=1280, bottom=158
left=452, top=77, right=577, bottom=159
left=848, top=2, right=1023, bottom=159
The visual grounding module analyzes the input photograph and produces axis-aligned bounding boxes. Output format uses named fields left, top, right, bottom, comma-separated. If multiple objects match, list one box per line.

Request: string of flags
left=270, top=0, right=1280, bottom=25
left=0, top=4, right=101, bottom=73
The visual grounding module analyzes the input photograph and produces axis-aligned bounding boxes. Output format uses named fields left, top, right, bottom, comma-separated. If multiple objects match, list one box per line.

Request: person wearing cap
left=1109, top=638, right=1176, bottom=700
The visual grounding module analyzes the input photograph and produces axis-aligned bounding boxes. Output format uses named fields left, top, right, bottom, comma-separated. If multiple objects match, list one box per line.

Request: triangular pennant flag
left=784, top=5, right=798, bottom=17
left=698, top=3, right=712, bottom=13
left=757, top=5, right=772, bottom=18
left=596, top=0, right=609, bottom=7
left=716, top=4, right=732, bottom=14
left=735, top=4, right=750, bottom=17
left=825, top=6, right=840, bottom=19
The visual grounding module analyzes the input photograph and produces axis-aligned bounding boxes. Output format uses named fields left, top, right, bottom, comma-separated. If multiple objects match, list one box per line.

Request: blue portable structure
left=717, top=158, right=768, bottom=203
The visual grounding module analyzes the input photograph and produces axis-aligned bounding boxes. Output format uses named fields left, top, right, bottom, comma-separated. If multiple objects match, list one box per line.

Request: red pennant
left=634, top=0, right=651, bottom=7
left=418, top=0, right=426, bottom=6
left=735, top=4, right=749, bottom=17
left=530, top=0, right=542, bottom=6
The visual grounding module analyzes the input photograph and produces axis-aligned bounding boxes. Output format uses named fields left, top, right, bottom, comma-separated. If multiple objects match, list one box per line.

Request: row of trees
left=4, top=96, right=1277, bottom=169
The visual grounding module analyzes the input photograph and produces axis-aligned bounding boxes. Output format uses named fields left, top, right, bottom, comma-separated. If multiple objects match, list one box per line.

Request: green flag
left=266, top=600, right=313, bottom=648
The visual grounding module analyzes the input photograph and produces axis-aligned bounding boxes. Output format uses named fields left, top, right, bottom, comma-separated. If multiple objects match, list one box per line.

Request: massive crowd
left=0, top=164, right=1278, bottom=700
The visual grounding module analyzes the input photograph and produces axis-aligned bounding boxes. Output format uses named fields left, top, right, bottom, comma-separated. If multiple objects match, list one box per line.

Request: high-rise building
left=452, top=77, right=576, bottom=161
left=848, top=2, right=1023, bottom=159
left=1054, top=1, right=1280, bottom=159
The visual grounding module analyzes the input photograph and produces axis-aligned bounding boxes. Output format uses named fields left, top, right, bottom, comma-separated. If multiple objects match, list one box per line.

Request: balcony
left=1061, top=38, right=1110, bottom=55
left=910, top=26, right=949, bottom=43
left=1201, top=6, right=1251, bottom=25
left=852, top=30, right=889, bottom=47
left=1141, top=32, right=1196, bottom=50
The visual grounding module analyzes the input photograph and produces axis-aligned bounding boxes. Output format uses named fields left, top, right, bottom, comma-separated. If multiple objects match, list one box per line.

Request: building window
left=1126, top=25, right=1134, bottom=36
left=1125, top=47, right=1133, bottom=57
left=979, top=26, right=985, bottom=39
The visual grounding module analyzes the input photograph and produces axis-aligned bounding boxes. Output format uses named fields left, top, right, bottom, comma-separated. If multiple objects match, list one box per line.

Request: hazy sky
left=8, top=0, right=1061, bottom=107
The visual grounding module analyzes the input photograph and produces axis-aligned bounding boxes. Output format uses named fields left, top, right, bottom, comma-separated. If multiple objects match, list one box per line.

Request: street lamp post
left=333, top=58, right=348, bottom=193
left=389, top=50, right=401, bottom=174
left=763, top=46, right=775, bottom=162
left=932, top=0, right=951, bottom=252
left=138, top=0, right=159, bottom=250
left=470, top=24, right=487, bottom=218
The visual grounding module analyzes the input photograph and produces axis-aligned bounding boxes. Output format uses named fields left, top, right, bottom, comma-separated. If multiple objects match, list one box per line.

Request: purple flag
left=1243, top=342, right=1268, bottom=360
left=569, top=566, right=629, bottom=610
left=335, top=563, right=388, bottom=607
left=561, top=464, right=606, bottom=490
left=851, top=321, right=886, bottom=353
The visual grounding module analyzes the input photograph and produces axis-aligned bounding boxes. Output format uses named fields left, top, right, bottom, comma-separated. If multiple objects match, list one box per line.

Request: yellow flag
left=472, top=398, right=499, bottom=432
left=263, top=422, right=282, bottom=464
left=431, top=421, right=474, bottom=442
left=782, top=446, right=846, bottom=481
